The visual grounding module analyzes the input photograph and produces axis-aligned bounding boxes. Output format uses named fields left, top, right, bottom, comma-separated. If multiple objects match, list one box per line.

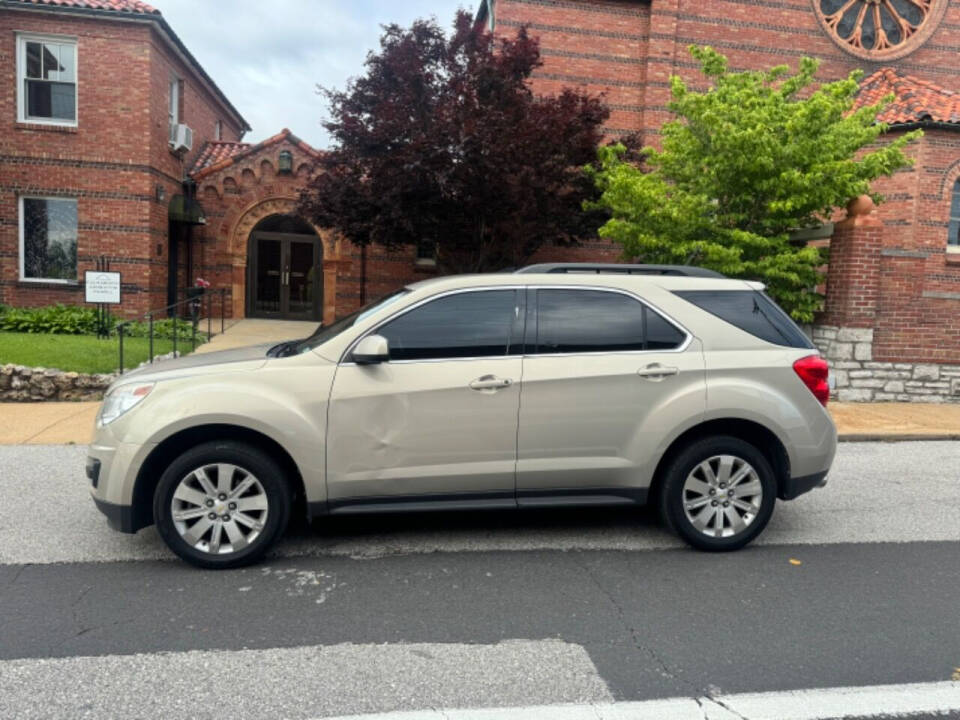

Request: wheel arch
left=130, top=424, right=308, bottom=533
left=648, top=418, right=791, bottom=505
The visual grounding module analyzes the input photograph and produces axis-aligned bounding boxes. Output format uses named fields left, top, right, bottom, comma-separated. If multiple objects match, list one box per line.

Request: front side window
left=534, top=289, right=685, bottom=353
left=377, top=290, right=518, bottom=361
left=18, top=35, right=76, bottom=124
left=20, top=197, right=78, bottom=282
left=949, top=179, right=960, bottom=250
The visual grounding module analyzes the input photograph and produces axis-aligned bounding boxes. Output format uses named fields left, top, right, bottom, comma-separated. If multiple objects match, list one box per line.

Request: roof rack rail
left=514, top=263, right=726, bottom=279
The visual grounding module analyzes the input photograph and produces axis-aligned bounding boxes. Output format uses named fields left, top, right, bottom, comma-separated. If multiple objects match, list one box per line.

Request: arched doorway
left=246, top=214, right=323, bottom=320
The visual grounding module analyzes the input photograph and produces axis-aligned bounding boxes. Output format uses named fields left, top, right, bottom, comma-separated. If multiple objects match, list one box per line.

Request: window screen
left=21, top=197, right=78, bottom=281
left=675, top=290, right=813, bottom=349
left=378, top=290, right=517, bottom=361
left=534, top=289, right=685, bottom=353
left=21, top=38, right=76, bottom=122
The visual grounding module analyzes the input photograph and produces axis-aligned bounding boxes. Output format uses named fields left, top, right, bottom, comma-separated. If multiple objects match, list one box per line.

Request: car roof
left=405, top=273, right=760, bottom=293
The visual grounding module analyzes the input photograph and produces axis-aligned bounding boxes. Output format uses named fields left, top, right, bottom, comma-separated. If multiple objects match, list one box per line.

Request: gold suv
left=87, top=264, right=836, bottom=568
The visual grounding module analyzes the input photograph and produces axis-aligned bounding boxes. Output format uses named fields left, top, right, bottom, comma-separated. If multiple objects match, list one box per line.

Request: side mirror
left=352, top=334, right=389, bottom=365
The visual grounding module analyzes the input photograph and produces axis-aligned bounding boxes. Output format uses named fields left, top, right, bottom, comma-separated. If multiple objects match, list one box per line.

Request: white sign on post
left=84, top=271, right=122, bottom=304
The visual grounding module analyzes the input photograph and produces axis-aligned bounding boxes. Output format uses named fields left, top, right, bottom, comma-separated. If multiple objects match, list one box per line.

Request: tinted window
left=378, top=290, right=517, bottom=361
left=646, top=309, right=687, bottom=350
left=675, top=290, right=813, bottom=349
left=534, top=289, right=685, bottom=353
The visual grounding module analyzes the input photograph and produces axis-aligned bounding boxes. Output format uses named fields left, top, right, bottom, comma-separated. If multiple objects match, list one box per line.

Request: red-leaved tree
left=298, top=11, right=610, bottom=273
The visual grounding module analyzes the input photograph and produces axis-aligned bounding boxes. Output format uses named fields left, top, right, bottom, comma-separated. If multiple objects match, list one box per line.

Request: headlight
left=97, top=382, right=154, bottom=426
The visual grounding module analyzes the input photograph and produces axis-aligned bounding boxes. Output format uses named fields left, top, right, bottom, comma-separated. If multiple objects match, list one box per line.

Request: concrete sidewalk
left=1, top=401, right=959, bottom=446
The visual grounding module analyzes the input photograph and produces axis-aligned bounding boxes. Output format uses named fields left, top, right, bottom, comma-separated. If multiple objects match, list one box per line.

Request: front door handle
left=637, top=363, right=679, bottom=380
left=469, top=375, right=513, bottom=392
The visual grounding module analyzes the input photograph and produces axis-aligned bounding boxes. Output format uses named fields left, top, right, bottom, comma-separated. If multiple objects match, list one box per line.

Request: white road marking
left=324, top=681, right=960, bottom=720
left=1, top=442, right=959, bottom=565
left=0, top=640, right=612, bottom=720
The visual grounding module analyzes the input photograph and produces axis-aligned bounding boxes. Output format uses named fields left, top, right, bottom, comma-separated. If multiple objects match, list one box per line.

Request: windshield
left=292, top=289, right=410, bottom=354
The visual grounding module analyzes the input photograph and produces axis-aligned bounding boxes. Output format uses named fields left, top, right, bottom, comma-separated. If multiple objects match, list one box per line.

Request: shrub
left=0, top=304, right=101, bottom=334
left=0, top=305, right=206, bottom=343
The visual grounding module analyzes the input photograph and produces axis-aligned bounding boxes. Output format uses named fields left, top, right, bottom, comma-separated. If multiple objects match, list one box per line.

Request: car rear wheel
left=154, top=441, right=291, bottom=568
left=659, top=436, right=776, bottom=551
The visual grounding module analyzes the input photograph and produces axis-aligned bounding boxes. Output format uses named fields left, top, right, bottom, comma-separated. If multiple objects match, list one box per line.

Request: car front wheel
left=154, top=441, right=291, bottom=568
left=659, top=436, right=776, bottom=551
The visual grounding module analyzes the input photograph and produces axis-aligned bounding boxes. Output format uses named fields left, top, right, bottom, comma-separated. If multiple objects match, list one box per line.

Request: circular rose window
left=814, top=0, right=948, bottom=60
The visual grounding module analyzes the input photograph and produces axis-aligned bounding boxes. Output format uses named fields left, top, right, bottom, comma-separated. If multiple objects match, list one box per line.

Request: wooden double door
left=248, top=231, right=322, bottom=321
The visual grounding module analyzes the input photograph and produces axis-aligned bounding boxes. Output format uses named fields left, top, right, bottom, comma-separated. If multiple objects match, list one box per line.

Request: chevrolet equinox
left=88, top=264, right=836, bottom=568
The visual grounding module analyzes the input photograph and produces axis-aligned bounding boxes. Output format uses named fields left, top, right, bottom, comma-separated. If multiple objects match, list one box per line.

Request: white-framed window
left=949, top=178, right=960, bottom=252
left=16, top=33, right=77, bottom=126
left=168, top=76, right=180, bottom=142
left=214, top=119, right=222, bottom=141
left=19, top=196, right=79, bottom=283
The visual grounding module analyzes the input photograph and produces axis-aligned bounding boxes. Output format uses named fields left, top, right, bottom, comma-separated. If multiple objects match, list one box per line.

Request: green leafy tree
left=588, top=46, right=920, bottom=321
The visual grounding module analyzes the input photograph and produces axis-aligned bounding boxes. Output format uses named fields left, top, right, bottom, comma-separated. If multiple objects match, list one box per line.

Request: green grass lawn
left=0, top=332, right=196, bottom=374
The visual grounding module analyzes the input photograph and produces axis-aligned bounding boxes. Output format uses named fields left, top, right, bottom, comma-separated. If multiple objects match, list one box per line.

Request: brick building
left=0, top=0, right=251, bottom=317
left=476, top=0, right=960, bottom=401
left=2, top=0, right=960, bottom=398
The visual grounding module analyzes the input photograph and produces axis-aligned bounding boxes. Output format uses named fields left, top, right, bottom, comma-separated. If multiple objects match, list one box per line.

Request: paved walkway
left=1, top=401, right=959, bottom=446
left=195, top=318, right=319, bottom=354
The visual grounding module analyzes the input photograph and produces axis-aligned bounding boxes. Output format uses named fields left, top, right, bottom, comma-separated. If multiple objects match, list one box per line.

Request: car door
left=326, top=287, right=525, bottom=509
left=516, top=287, right=705, bottom=504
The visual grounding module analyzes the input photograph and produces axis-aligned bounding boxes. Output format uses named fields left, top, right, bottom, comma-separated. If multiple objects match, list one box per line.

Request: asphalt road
left=0, top=441, right=959, bottom=719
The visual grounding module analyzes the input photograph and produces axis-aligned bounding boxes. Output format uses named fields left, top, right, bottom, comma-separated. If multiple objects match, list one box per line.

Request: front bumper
left=87, top=422, right=157, bottom=534
left=92, top=496, right=139, bottom=533
left=779, top=471, right=828, bottom=501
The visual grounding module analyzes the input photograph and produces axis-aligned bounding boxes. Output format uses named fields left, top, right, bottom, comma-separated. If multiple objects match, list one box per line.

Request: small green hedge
left=0, top=304, right=99, bottom=334
left=0, top=304, right=207, bottom=343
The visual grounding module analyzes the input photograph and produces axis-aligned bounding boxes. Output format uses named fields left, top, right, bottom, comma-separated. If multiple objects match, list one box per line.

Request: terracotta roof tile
left=11, top=0, right=158, bottom=14
left=190, top=129, right=322, bottom=179
left=191, top=141, right=251, bottom=173
left=855, top=68, right=960, bottom=127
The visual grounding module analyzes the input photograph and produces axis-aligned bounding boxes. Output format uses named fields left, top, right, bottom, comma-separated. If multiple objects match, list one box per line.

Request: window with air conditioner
left=17, top=34, right=77, bottom=125
left=168, top=76, right=180, bottom=143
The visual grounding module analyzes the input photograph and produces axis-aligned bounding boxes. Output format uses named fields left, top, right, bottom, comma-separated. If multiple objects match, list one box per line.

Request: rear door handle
left=637, top=364, right=679, bottom=380
left=469, top=375, right=513, bottom=391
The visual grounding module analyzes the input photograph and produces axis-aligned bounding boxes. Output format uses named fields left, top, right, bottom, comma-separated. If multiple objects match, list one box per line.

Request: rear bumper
left=779, top=471, right=828, bottom=501
left=92, top=496, right=138, bottom=534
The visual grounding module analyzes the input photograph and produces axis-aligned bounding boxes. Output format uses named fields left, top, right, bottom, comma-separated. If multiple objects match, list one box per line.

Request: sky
left=151, top=0, right=478, bottom=149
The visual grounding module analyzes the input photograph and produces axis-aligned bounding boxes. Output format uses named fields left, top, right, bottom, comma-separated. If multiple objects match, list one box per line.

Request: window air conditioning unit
left=170, top=123, right=193, bottom=153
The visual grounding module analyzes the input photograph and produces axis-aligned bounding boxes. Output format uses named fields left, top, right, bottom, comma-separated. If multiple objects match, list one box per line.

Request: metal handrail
left=115, top=288, right=227, bottom=374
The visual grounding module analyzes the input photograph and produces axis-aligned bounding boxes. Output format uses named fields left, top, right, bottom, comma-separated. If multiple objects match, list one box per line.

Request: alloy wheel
left=681, top=454, right=763, bottom=539
left=170, top=463, right=269, bottom=555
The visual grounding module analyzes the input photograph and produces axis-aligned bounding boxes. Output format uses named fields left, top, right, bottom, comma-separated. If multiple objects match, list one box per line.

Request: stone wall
left=813, top=326, right=960, bottom=404
left=0, top=365, right=115, bottom=402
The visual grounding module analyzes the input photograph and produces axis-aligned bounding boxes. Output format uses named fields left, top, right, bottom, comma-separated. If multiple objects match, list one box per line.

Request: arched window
left=950, top=179, right=960, bottom=249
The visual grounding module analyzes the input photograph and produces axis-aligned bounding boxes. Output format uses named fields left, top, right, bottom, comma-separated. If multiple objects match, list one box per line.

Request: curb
left=838, top=433, right=960, bottom=442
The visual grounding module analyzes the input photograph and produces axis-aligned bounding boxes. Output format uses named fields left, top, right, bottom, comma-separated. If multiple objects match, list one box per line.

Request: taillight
left=793, top=355, right=830, bottom=406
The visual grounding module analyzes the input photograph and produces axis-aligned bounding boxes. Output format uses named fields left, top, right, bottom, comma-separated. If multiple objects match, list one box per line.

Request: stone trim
left=812, top=325, right=960, bottom=403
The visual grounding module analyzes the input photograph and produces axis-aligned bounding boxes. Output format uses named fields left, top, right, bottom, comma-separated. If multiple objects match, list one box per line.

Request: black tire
left=154, top=441, right=291, bottom=569
left=658, top=435, right=776, bottom=552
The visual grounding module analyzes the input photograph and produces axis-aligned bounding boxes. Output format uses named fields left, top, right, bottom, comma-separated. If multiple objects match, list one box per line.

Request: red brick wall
left=488, top=0, right=960, bottom=363
left=0, top=7, right=245, bottom=318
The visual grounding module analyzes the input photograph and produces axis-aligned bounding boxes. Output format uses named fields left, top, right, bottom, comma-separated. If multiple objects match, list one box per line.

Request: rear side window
left=533, top=289, right=686, bottom=354
left=377, top=289, right=517, bottom=361
left=674, top=290, right=813, bottom=349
